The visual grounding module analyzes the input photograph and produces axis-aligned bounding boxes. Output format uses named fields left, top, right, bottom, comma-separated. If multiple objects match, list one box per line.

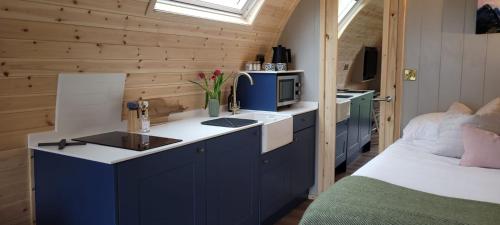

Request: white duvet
left=353, top=139, right=500, bottom=204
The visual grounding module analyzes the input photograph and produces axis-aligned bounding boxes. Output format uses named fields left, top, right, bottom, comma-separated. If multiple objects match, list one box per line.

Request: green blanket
left=300, top=176, right=500, bottom=225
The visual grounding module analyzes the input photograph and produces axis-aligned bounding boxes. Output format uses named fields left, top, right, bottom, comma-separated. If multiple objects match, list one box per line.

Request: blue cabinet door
left=260, top=146, right=292, bottom=221
left=206, top=127, right=261, bottom=225
left=335, top=120, right=348, bottom=167
left=358, top=93, right=373, bottom=146
left=290, top=126, right=316, bottom=197
left=347, top=98, right=361, bottom=164
left=116, top=143, right=206, bottom=225
left=34, top=151, right=117, bottom=225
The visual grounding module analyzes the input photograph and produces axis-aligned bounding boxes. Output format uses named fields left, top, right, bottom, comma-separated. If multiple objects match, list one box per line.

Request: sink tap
left=231, top=72, right=254, bottom=115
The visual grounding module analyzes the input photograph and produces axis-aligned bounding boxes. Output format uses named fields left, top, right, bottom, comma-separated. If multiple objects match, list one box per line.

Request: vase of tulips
left=190, top=69, right=230, bottom=117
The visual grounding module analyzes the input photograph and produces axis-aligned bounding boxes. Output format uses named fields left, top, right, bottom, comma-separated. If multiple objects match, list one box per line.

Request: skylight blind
left=154, top=0, right=263, bottom=25
left=338, top=0, right=358, bottom=22
left=169, top=0, right=253, bottom=14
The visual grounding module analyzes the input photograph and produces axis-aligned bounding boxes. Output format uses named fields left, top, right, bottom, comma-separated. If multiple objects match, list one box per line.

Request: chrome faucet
left=231, top=72, right=254, bottom=115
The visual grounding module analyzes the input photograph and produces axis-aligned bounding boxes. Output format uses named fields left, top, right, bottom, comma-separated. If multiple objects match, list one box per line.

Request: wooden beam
left=394, top=0, right=406, bottom=139
left=317, top=0, right=338, bottom=193
left=379, top=0, right=406, bottom=151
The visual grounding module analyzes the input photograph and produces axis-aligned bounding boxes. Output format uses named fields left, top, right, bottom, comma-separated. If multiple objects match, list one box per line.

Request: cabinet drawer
left=293, top=111, right=316, bottom=132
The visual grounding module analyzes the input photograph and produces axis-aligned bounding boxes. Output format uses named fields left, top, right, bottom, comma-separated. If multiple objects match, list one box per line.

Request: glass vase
left=207, top=98, right=220, bottom=117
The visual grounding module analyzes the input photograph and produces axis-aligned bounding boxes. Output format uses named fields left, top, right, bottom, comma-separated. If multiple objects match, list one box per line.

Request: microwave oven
left=237, top=71, right=302, bottom=112
left=276, top=74, right=301, bottom=107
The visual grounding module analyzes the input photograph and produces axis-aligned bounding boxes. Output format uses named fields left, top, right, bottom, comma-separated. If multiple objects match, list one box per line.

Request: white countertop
left=336, top=90, right=375, bottom=99
left=28, top=101, right=318, bottom=164
left=242, top=70, right=304, bottom=74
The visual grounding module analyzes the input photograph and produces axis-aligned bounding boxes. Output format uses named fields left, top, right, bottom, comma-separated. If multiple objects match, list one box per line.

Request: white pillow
left=402, top=113, right=445, bottom=141
left=476, top=97, right=500, bottom=116
left=431, top=113, right=474, bottom=158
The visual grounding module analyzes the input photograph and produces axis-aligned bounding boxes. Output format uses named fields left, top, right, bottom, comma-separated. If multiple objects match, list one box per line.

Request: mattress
left=353, top=139, right=500, bottom=204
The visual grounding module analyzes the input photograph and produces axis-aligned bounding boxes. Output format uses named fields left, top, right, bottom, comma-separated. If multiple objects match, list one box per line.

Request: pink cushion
left=460, top=126, right=500, bottom=169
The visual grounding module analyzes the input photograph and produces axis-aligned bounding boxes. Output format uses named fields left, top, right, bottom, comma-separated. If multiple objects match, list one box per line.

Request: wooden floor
left=273, top=200, right=313, bottom=225
left=335, top=133, right=379, bottom=182
left=273, top=133, right=380, bottom=225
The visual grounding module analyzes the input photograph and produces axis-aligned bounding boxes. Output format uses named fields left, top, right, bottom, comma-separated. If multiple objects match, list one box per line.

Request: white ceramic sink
left=231, top=113, right=293, bottom=153
left=336, top=98, right=351, bottom=123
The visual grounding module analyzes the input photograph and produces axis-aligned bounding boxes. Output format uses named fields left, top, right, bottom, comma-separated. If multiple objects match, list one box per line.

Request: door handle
left=373, top=96, right=392, bottom=103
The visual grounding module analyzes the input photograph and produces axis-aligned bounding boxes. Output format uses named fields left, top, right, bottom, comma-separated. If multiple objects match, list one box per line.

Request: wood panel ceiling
left=0, top=0, right=300, bottom=224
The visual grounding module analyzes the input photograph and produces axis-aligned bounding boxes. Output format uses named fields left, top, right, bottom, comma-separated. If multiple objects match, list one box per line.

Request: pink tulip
left=214, top=69, right=222, bottom=76
left=198, top=72, right=206, bottom=79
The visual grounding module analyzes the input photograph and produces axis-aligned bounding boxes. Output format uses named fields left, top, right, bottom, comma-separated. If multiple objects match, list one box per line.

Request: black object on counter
left=256, top=54, right=265, bottom=65
left=73, top=131, right=182, bottom=151
left=227, top=86, right=234, bottom=112
left=38, top=139, right=87, bottom=150
left=272, top=45, right=292, bottom=63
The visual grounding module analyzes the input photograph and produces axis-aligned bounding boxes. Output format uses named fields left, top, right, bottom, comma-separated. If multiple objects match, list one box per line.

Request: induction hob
left=73, top=131, right=182, bottom=151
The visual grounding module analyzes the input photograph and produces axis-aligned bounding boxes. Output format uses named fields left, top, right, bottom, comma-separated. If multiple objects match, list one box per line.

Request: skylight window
left=338, top=0, right=359, bottom=23
left=338, top=0, right=364, bottom=37
left=154, top=0, right=264, bottom=25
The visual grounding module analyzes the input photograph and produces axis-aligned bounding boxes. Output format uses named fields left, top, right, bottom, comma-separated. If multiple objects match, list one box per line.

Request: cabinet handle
left=263, top=159, right=269, bottom=164
left=197, top=147, right=205, bottom=154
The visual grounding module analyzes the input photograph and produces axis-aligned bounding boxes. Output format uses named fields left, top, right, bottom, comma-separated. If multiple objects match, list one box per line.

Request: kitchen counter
left=28, top=101, right=318, bottom=164
left=337, top=90, right=375, bottom=99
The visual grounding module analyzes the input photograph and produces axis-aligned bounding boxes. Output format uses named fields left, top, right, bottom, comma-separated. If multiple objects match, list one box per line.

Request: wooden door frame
left=317, top=0, right=338, bottom=193
left=317, top=0, right=406, bottom=193
left=379, top=0, right=406, bottom=151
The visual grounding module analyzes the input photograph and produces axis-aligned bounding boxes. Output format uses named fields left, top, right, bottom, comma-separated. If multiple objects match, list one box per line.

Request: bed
left=300, top=139, right=500, bottom=225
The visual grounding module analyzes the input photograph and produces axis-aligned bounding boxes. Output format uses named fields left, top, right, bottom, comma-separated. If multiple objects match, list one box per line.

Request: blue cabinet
left=206, top=127, right=260, bottom=225
left=116, top=143, right=206, bottom=225
left=34, top=126, right=261, bottom=225
left=346, top=93, right=373, bottom=165
left=260, top=146, right=292, bottom=221
left=34, top=151, right=117, bottom=225
left=260, top=111, right=316, bottom=225
left=335, top=120, right=348, bottom=168
left=237, top=73, right=278, bottom=111
left=358, top=93, right=374, bottom=147
left=290, top=127, right=316, bottom=196
left=346, top=97, right=361, bottom=164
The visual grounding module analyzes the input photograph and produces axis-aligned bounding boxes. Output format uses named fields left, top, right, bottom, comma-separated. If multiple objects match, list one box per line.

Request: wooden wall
left=0, top=0, right=299, bottom=224
left=337, top=0, right=384, bottom=90
left=403, top=0, right=500, bottom=126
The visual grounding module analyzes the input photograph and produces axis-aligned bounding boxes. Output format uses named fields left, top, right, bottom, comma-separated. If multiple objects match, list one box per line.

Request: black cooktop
left=73, top=131, right=182, bottom=151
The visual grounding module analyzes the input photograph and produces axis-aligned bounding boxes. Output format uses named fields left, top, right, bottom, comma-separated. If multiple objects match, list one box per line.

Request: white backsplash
left=55, top=73, right=126, bottom=135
